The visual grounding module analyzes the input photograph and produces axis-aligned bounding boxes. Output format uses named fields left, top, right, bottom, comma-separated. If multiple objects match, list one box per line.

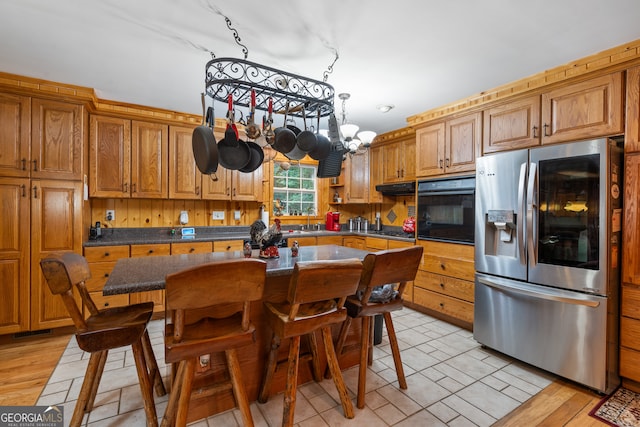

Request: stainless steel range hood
left=375, top=181, right=416, bottom=196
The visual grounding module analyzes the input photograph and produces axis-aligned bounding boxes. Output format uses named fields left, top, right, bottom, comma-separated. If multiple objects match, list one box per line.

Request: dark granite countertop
left=84, top=226, right=415, bottom=247
left=103, top=244, right=369, bottom=295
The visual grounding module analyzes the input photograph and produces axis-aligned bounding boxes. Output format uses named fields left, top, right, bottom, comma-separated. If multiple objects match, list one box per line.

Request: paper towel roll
left=261, top=207, right=269, bottom=227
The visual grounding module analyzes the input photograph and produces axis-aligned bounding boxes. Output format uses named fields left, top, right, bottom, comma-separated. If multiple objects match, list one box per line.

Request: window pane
left=273, top=162, right=318, bottom=217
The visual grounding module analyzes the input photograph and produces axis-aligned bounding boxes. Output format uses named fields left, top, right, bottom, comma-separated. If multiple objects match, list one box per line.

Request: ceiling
left=2, top=0, right=640, bottom=135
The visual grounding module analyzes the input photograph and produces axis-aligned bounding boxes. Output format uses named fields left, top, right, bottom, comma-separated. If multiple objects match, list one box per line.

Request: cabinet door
left=213, top=240, right=244, bottom=252
left=368, top=145, right=383, bottom=203
left=0, top=93, right=30, bottom=178
left=445, top=112, right=481, bottom=174
left=483, top=95, right=541, bottom=153
left=416, top=123, right=445, bottom=177
left=625, top=66, right=640, bottom=153
left=0, top=178, right=30, bottom=333
left=31, top=99, right=83, bottom=180
left=89, top=115, right=131, bottom=197
left=129, top=244, right=170, bottom=313
left=345, top=150, right=369, bottom=203
left=31, top=180, right=83, bottom=330
left=541, top=72, right=623, bottom=144
left=131, top=121, right=168, bottom=198
left=202, top=168, right=231, bottom=200
left=169, top=125, right=201, bottom=199
left=383, top=141, right=402, bottom=182
left=232, top=165, right=263, bottom=201
left=171, top=241, right=213, bottom=254
left=623, top=153, right=640, bottom=286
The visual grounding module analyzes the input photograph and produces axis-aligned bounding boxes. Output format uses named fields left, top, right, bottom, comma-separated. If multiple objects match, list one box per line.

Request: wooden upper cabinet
left=231, top=166, right=263, bottom=201
left=345, top=150, right=369, bottom=203
left=625, top=66, right=640, bottom=153
left=416, top=112, right=480, bottom=177
left=368, top=144, right=383, bottom=203
left=483, top=95, right=541, bottom=153
left=31, top=99, right=83, bottom=180
left=541, top=71, right=623, bottom=144
left=623, top=153, right=640, bottom=286
left=0, top=93, right=30, bottom=178
left=131, top=120, right=168, bottom=198
left=382, top=136, right=415, bottom=183
left=169, top=125, right=200, bottom=199
left=89, top=115, right=168, bottom=198
left=0, top=95, right=83, bottom=180
left=416, top=122, right=445, bottom=176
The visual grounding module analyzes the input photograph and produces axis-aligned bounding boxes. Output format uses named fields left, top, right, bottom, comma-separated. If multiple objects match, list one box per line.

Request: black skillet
left=191, top=94, right=218, bottom=174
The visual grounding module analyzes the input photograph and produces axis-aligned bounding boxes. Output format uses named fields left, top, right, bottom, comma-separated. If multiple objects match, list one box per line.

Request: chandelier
left=338, top=93, right=376, bottom=154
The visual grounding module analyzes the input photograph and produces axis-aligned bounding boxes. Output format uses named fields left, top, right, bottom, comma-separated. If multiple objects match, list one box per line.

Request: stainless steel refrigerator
left=474, top=138, right=622, bottom=394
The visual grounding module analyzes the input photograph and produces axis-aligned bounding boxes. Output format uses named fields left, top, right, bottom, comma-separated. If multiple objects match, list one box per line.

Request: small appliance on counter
left=325, top=211, right=341, bottom=231
left=89, top=221, right=102, bottom=240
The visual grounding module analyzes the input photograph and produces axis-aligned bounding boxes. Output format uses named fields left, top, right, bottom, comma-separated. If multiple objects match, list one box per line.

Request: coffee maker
left=325, top=211, right=341, bottom=231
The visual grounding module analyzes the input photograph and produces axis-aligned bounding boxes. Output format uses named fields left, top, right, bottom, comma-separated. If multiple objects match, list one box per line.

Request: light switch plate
left=212, top=211, right=224, bottom=220
left=234, top=210, right=241, bottom=220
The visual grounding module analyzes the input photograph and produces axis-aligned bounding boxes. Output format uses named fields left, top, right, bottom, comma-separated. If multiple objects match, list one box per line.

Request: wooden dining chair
left=334, top=245, right=423, bottom=409
left=40, top=252, right=166, bottom=427
left=162, top=258, right=267, bottom=427
left=258, top=258, right=363, bottom=427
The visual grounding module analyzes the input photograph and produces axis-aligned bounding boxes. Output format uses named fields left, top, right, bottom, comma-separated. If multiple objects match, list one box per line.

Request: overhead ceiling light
left=376, top=104, right=395, bottom=113
left=338, top=93, right=377, bottom=154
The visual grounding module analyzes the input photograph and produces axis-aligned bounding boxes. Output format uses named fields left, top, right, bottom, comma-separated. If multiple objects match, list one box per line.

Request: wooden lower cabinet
left=343, top=236, right=366, bottom=250
left=129, top=244, right=170, bottom=313
left=289, top=236, right=316, bottom=247
left=84, top=245, right=130, bottom=313
left=171, top=241, right=213, bottom=254
left=317, top=235, right=343, bottom=246
left=620, top=283, right=640, bottom=389
left=388, top=240, right=417, bottom=303
left=212, top=240, right=243, bottom=252
left=412, top=240, right=474, bottom=328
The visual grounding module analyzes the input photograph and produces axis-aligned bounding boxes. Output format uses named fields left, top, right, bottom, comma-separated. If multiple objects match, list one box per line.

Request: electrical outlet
left=212, top=210, right=224, bottom=220
left=106, top=210, right=115, bottom=221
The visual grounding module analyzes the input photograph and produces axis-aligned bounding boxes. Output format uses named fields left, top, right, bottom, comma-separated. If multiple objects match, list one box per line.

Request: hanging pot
left=239, top=140, right=265, bottom=173
left=308, top=110, right=331, bottom=161
left=273, top=102, right=296, bottom=153
left=218, top=138, right=251, bottom=170
left=191, top=93, right=218, bottom=175
left=296, top=106, right=317, bottom=152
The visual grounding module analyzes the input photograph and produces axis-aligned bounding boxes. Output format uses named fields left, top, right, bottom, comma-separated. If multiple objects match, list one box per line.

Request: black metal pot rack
left=205, top=57, right=335, bottom=119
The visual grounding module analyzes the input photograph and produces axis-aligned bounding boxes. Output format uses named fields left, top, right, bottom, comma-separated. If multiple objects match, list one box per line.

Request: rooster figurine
left=250, top=218, right=282, bottom=258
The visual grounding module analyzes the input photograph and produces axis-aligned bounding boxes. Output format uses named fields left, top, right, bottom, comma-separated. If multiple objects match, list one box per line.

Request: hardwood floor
left=0, top=329, right=608, bottom=426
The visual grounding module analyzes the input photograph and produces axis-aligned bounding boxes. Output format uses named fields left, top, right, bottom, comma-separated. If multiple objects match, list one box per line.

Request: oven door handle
left=418, top=190, right=474, bottom=197
left=477, top=276, right=600, bottom=308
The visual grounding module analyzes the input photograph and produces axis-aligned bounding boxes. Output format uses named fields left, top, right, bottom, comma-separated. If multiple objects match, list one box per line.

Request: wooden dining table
left=103, top=245, right=369, bottom=422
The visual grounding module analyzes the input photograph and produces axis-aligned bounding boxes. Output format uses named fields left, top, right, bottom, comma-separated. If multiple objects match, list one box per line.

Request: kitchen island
left=103, top=245, right=369, bottom=422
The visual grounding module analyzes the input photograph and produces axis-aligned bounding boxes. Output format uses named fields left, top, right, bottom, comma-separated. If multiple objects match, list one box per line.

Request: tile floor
left=37, top=308, right=555, bottom=426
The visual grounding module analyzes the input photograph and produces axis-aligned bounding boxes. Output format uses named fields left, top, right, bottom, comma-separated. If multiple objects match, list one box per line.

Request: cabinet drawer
left=213, top=240, right=243, bottom=252
left=317, top=236, right=343, bottom=246
left=419, top=241, right=474, bottom=281
left=85, top=261, right=117, bottom=292
left=620, top=347, right=640, bottom=382
left=402, top=281, right=413, bottom=303
left=84, top=245, right=130, bottom=262
left=387, top=240, right=415, bottom=250
left=413, top=287, right=474, bottom=324
left=131, top=244, right=171, bottom=257
left=622, top=284, right=640, bottom=319
left=621, top=317, right=640, bottom=351
left=171, top=241, right=213, bottom=254
left=415, top=270, right=474, bottom=302
left=89, top=292, right=129, bottom=311
left=366, top=236, right=388, bottom=251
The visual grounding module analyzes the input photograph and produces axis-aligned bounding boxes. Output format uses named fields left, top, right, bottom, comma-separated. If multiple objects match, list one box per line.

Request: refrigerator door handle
left=526, top=162, right=537, bottom=267
left=517, top=162, right=527, bottom=265
left=477, top=276, right=600, bottom=308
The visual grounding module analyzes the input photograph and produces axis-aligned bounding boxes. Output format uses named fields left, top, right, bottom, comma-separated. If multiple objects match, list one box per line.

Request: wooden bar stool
left=161, top=258, right=267, bottom=427
left=334, top=246, right=423, bottom=409
left=40, top=252, right=166, bottom=427
left=258, top=258, right=363, bottom=427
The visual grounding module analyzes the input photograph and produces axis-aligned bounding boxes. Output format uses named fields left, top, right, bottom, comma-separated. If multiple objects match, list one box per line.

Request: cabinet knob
left=440, top=282, right=444, bottom=288
left=543, top=123, right=551, bottom=137
left=104, top=273, right=109, bottom=278
left=32, top=159, right=38, bottom=171
left=132, top=183, right=137, bottom=193
left=189, top=248, right=195, bottom=253
left=123, top=183, right=128, bottom=193
left=148, top=249, right=154, bottom=254
left=226, top=245, right=231, bottom=250
left=21, top=158, right=26, bottom=171
left=532, top=125, right=539, bottom=138
left=104, top=252, right=110, bottom=257
left=440, top=263, right=445, bottom=270
left=104, top=302, right=110, bottom=307
left=439, top=302, right=444, bottom=308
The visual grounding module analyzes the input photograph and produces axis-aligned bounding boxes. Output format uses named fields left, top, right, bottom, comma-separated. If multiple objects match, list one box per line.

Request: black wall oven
left=417, top=176, right=475, bottom=244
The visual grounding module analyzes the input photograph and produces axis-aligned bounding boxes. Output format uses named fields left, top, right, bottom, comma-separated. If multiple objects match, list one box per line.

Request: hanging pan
left=273, top=102, right=296, bottom=153
left=191, top=93, right=218, bottom=175
left=239, top=140, right=265, bottom=173
left=218, top=94, right=251, bottom=170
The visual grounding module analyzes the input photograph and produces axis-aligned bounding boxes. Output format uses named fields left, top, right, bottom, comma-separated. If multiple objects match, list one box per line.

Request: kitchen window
left=273, top=162, right=317, bottom=217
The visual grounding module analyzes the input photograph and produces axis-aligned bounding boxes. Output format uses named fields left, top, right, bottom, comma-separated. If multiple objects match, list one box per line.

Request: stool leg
left=383, top=312, right=406, bottom=389
left=357, top=316, right=371, bottom=409
left=307, top=331, right=322, bottom=382
left=321, top=326, right=354, bottom=418
left=226, top=348, right=254, bottom=427
left=325, top=317, right=352, bottom=379
left=142, top=330, right=167, bottom=397
left=367, top=316, right=374, bottom=366
left=176, top=359, right=196, bottom=427
left=85, top=350, right=108, bottom=412
left=70, top=351, right=103, bottom=427
left=283, top=335, right=301, bottom=427
left=258, top=333, right=280, bottom=404
left=132, top=339, right=159, bottom=427
left=161, top=360, right=186, bottom=427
